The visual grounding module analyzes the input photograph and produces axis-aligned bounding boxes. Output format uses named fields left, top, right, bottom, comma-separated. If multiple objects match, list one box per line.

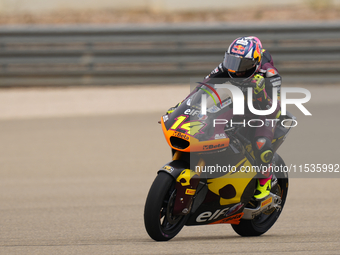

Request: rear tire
left=144, top=172, right=188, bottom=241
left=232, top=154, right=288, bottom=236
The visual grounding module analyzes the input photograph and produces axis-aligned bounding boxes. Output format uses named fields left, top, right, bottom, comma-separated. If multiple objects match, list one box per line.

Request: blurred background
left=0, top=0, right=340, bottom=86
left=1, top=1, right=340, bottom=254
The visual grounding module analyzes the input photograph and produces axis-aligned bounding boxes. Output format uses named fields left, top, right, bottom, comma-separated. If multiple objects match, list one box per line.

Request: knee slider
left=253, top=137, right=273, bottom=164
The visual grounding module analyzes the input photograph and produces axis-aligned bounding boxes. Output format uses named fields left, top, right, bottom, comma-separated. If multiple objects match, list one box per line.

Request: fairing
left=161, top=84, right=234, bottom=153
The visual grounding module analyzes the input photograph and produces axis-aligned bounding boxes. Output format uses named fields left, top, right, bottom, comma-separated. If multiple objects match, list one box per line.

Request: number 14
left=170, top=115, right=205, bottom=136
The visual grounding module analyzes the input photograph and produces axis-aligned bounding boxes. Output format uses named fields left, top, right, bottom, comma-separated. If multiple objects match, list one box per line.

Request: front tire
left=232, top=154, right=288, bottom=236
left=144, top=172, right=188, bottom=241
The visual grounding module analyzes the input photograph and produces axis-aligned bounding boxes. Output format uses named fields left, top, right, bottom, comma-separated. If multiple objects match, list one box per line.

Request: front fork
left=172, top=152, right=205, bottom=215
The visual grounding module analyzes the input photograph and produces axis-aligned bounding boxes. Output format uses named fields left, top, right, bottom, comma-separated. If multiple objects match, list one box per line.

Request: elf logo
left=196, top=208, right=230, bottom=223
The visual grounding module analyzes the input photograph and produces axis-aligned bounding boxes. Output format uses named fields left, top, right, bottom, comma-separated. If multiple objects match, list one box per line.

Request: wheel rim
left=252, top=183, right=283, bottom=226
left=159, top=189, right=184, bottom=232
left=263, top=184, right=282, bottom=215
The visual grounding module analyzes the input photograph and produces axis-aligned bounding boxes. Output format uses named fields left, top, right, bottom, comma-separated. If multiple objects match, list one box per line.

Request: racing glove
left=252, top=74, right=266, bottom=95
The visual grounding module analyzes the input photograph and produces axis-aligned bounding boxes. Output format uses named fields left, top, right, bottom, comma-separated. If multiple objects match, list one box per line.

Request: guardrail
left=0, top=22, right=339, bottom=86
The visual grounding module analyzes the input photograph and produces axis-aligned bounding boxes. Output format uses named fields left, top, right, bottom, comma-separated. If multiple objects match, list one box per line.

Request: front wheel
left=232, top=154, right=288, bottom=236
left=144, top=172, right=188, bottom=241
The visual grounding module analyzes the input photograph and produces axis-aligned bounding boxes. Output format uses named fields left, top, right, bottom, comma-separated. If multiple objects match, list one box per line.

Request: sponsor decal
left=207, top=105, right=220, bottom=113
left=272, top=81, right=281, bottom=86
left=215, top=133, right=227, bottom=140
left=209, top=212, right=244, bottom=225
left=261, top=197, right=272, bottom=207
left=232, top=45, right=245, bottom=54
left=184, top=109, right=201, bottom=116
left=162, top=115, right=169, bottom=123
left=163, top=165, right=174, bottom=172
left=196, top=207, right=230, bottom=222
left=270, top=77, right=281, bottom=82
left=225, top=202, right=244, bottom=217
left=191, top=105, right=201, bottom=109
left=220, top=98, right=232, bottom=109
left=236, top=39, right=249, bottom=45
left=186, top=98, right=191, bottom=106
left=254, top=43, right=261, bottom=61
left=256, top=138, right=266, bottom=149
left=173, top=131, right=190, bottom=141
left=198, top=113, right=208, bottom=121
left=234, top=45, right=245, bottom=50
left=267, top=68, right=276, bottom=75
left=203, top=143, right=225, bottom=150
left=220, top=213, right=243, bottom=223
left=185, top=188, right=196, bottom=195
left=211, top=67, right=219, bottom=74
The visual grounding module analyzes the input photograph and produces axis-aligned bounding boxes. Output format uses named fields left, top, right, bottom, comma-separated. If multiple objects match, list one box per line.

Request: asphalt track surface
left=0, top=86, right=340, bottom=254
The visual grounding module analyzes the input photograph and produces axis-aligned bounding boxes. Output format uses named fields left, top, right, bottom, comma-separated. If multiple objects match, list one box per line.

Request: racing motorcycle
left=144, top=82, right=295, bottom=241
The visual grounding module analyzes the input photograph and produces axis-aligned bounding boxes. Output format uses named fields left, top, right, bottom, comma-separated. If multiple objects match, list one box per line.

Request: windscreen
left=189, top=83, right=233, bottom=112
left=186, top=83, right=234, bottom=142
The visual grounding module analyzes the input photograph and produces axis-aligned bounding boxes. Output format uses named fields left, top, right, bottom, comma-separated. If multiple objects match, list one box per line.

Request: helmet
left=223, top=36, right=263, bottom=82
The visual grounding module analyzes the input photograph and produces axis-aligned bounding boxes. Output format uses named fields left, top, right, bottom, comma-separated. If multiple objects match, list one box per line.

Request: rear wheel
left=144, top=172, right=188, bottom=241
left=232, top=155, right=288, bottom=236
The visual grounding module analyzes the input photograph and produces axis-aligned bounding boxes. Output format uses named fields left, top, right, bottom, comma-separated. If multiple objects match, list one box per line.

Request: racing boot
left=254, top=177, right=271, bottom=200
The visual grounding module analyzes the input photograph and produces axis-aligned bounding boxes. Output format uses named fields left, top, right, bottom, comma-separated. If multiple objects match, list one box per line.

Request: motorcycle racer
left=167, top=36, right=281, bottom=200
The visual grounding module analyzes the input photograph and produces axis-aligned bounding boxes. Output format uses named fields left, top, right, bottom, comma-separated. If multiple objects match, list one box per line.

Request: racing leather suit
left=203, top=49, right=282, bottom=173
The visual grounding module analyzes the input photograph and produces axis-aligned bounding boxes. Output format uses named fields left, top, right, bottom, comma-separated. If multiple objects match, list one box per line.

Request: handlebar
left=224, top=126, right=251, bottom=145
left=235, top=131, right=252, bottom=145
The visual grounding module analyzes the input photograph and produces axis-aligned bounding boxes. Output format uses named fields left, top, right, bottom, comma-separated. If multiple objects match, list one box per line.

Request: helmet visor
left=223, top=53, right=256, bottom=72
